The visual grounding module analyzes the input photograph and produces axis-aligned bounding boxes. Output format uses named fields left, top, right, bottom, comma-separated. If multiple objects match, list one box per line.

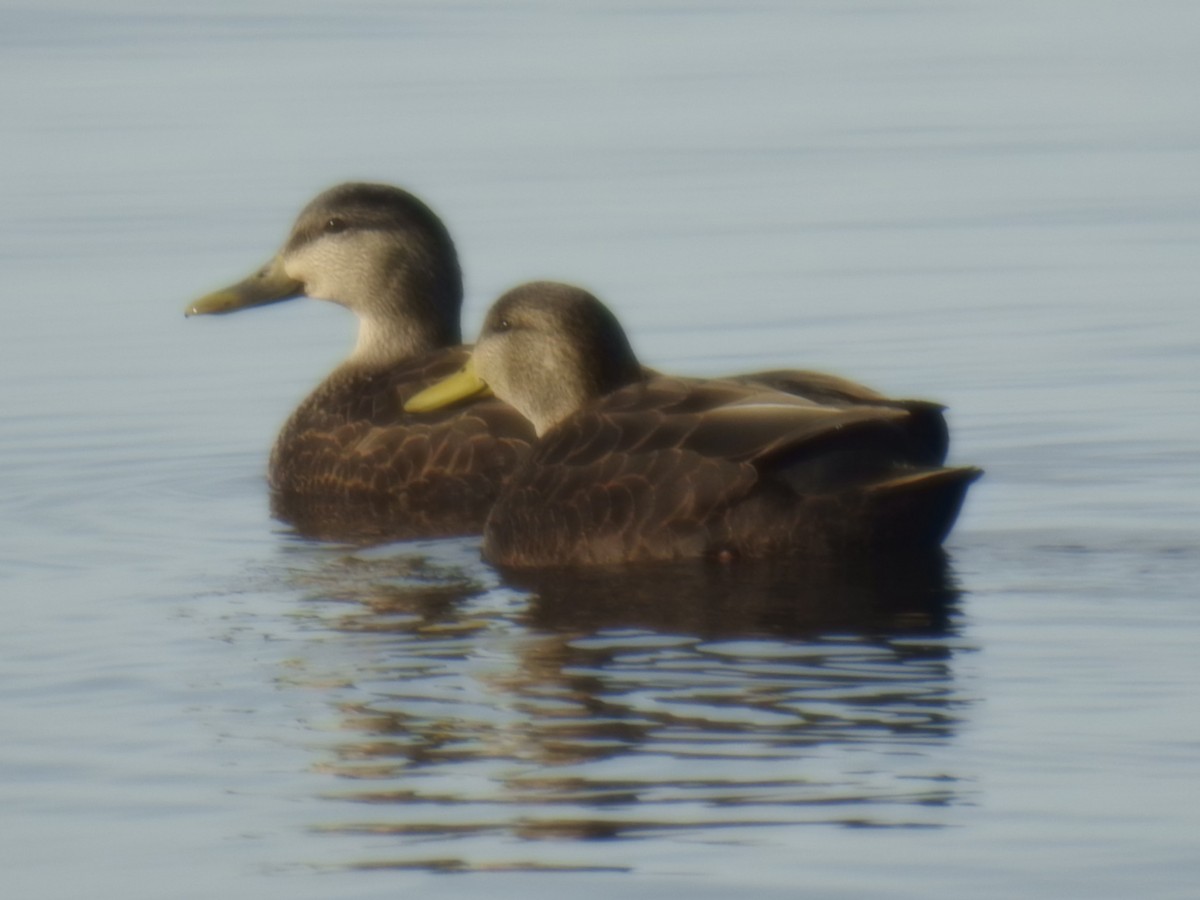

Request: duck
left=185, top=182, right=536, bottom=542
left=405, top=281, right=981, bottom=567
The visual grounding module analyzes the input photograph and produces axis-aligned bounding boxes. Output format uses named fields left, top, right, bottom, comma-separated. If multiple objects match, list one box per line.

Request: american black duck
left=406, top=281, right=981, bottom=567
left=185, top=182, right=536, bottom=541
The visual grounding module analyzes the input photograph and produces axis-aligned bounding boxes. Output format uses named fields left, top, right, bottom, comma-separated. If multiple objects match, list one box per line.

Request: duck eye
left=493, top=318, right=512, bottom=332
left=324, top=217, right=347, bottom=234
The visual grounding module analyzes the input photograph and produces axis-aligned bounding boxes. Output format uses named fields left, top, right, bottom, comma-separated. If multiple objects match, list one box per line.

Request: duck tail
left=858, top=465, right=983, bottom=549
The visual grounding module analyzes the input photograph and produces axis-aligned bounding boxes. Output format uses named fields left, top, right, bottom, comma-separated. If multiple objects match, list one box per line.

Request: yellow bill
left=405, top=357, right=493, bottom=412
left=184, top=254, right=304, bottom=316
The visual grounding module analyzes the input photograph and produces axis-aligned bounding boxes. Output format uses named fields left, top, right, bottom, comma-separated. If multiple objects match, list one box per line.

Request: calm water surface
left=2, top=2, right=1198, bottom=898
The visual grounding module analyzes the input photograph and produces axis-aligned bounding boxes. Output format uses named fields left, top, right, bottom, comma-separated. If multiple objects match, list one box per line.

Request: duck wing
left=723, top=368, right=949, bottom=465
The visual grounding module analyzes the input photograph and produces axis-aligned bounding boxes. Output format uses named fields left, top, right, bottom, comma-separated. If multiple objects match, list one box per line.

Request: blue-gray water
left=2, top=2, right=1198, bottom=898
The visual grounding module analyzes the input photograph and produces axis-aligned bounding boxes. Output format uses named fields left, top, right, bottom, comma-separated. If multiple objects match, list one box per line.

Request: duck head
left=407, top=281, right=643, bottom=436
left=185, top=182, right=463, bottom=365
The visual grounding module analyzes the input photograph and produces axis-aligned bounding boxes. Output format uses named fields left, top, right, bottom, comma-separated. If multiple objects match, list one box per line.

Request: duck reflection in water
left=285, top=547, right=970, bottom=868
left=508, top=550, right=958, bottom=637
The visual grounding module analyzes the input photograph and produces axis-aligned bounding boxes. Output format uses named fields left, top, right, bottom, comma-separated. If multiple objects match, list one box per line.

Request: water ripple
left=254, top=549, right=975, bottom=871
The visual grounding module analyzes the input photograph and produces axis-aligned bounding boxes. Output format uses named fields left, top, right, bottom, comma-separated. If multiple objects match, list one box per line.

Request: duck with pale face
left=186, top=183, right=535, bottom=542
left=407, top=282, right=981, bottom=568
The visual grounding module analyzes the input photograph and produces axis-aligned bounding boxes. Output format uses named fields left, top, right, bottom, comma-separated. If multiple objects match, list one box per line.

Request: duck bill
left=184, top=254, right=304, bottom=316
left=405, top=358, right=493, bottom=412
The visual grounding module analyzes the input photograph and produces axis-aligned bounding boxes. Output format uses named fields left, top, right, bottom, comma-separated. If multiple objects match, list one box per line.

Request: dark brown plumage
left=723, top=369, right=950, bottom=467
left=406, top=282, right=981, bottom=567
left=267, top=347, right=533, bottom=541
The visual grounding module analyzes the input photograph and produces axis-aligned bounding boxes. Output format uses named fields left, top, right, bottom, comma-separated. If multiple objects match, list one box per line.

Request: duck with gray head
left=406, top=281, right=982, bottom=568
left=185, top=183, right=536, bottom=542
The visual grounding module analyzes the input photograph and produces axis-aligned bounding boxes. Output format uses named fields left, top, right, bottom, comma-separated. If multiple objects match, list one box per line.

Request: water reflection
left=282, top=549, right=972, bottom=872
left=513, top=553, right=958, bottom=636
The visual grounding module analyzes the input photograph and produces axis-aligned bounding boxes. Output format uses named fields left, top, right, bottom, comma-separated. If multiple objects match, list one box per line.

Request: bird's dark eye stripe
left=324, top=216, right=348, bottom=233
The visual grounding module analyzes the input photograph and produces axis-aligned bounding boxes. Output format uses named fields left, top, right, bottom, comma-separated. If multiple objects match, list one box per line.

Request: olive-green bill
left=405, top=357, right=493, bottom=412
left=184, top=254, right=304, bottom=316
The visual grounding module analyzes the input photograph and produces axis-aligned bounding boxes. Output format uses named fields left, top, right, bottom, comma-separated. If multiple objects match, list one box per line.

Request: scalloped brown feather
left=268, top=347, right=535, bottom=542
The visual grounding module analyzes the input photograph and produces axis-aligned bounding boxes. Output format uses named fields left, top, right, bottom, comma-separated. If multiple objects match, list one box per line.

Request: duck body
left=483, top=375, right=977, bottom=567
left=268, top=348, right=534, bottom=542
left=407, top=282, right=981, bottom=568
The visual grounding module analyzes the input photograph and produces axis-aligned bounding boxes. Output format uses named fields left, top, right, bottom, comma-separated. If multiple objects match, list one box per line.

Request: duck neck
left=345, top=262, right=462, bottom=369
left=348, top=314, right=446, bottom=368
left=519, top=352, right=644, bottom=437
